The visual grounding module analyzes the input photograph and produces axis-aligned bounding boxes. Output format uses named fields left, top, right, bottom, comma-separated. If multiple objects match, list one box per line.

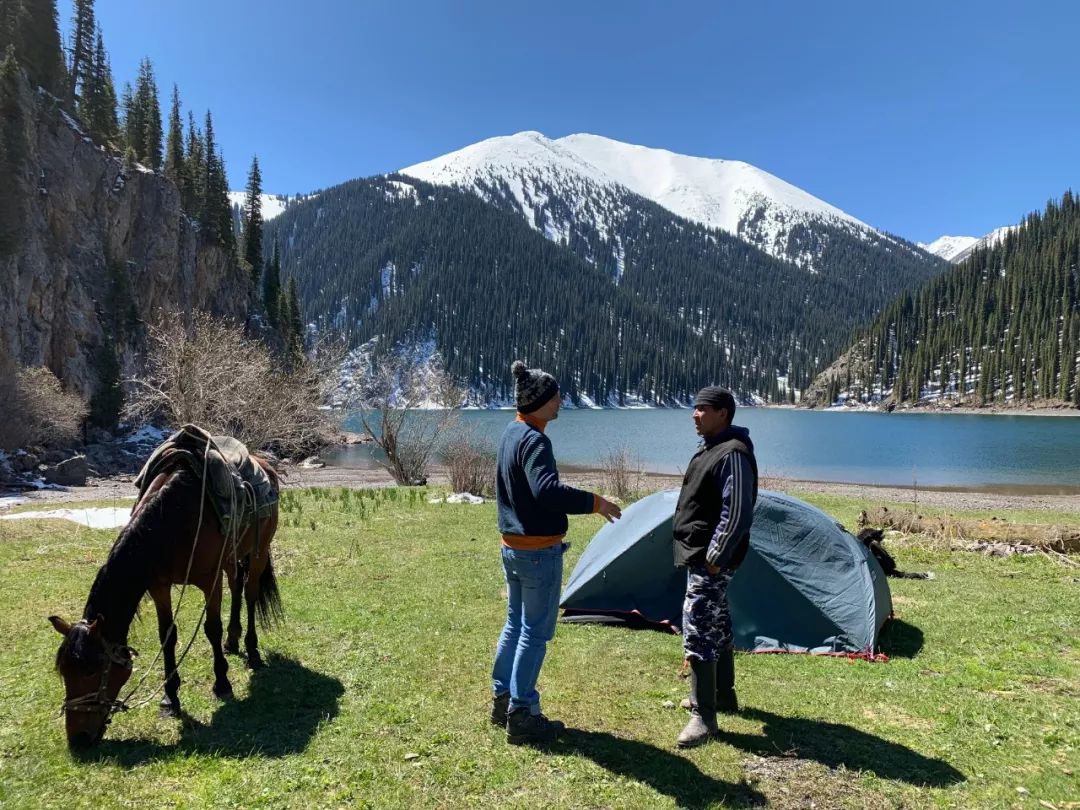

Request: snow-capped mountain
left=227, top=192, right=309, bottom=221
left=918, top=235, right=979, bottom=262
left=401, top=131, right=922, bottom=272
left=919, top=225, right=1019, bottom=263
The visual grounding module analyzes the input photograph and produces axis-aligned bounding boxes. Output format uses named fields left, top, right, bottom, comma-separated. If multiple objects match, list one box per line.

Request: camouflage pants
left=682, top=565, right=734, bottom=661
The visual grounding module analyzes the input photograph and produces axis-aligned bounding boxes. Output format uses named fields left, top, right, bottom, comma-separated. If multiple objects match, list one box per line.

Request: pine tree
left=241, top=155, right=263, bottom=285
left=199, top=110, right=217, bottom=237
left=182, top=109, right=202, bottom=213
left=121, top=79, right=141, bottom=160
left=0, top=1, right=16, bottom=54
left=79, top=26, right=117, bottom=145
left=0, top=44, right=26, bottom=255
left=263, top=239, right=281, bottom=326
left=67, top=0, right=94, bottom=100
left=286, top=275, right=303, bottom=362
left=213, top=147, right=234, bottom=253
left=163, top=83, right=183, bottom=185
left=11, top=0, right=66, bottom=96
left=136, top=57, right=161, bottom=169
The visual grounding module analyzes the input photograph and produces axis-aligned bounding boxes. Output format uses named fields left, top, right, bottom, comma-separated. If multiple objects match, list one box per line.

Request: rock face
left=0, top=77, right=250, bottom=402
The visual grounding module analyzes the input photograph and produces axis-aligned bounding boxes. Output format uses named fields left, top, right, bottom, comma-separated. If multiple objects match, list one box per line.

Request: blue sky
left=63, top=0, right=1078, bottom=243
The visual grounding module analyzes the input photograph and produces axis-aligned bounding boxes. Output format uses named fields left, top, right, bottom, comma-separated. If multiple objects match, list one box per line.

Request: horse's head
left=49, top=615, right=134, bottom=749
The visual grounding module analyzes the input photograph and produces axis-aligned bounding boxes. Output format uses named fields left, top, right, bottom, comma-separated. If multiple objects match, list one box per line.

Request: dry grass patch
left=862, top=704, right=936, bottom=731
left=743, top=755, right=880, bottom=809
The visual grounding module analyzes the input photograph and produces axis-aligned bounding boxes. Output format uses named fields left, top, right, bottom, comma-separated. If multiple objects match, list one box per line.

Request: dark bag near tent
left=560, top=489, right=892, bottom=656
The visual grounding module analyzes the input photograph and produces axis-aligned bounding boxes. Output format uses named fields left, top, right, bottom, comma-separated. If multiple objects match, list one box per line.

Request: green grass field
left=0, top=487, right=1077, bottom=809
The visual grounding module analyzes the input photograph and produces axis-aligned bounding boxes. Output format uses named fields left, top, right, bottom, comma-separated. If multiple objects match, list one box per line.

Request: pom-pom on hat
left=511, top=360, right=559, bottom=414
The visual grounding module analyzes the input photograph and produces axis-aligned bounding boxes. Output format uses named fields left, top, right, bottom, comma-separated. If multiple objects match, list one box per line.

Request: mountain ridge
left=400, top=130, right=929, bottom=273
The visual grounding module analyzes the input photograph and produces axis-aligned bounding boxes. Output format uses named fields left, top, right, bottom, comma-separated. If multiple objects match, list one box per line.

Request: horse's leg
left=224, top=558, right=246, bottom=655
left=150, top=585, right=182, bottom=718
left=202, top=575, right=233, bottom=699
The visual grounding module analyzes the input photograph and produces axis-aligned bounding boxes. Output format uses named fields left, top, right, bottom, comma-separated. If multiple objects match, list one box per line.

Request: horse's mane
left=81, top=465, right=203, bottom=633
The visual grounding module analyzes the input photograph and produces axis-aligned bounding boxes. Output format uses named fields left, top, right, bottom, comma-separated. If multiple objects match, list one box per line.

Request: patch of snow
left=124, top=425, right=170, bottom=446
left=447, top=492, right=484, bottom=504
left=0, top=495, right=29, bottom=510
left=0, top=507, right=131, bottom=529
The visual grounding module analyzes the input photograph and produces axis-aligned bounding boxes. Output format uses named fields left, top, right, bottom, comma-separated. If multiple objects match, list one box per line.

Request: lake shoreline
left=4, top=464, right=1077, bottom=515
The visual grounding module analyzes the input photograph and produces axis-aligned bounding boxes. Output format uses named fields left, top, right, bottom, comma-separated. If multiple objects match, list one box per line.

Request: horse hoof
left=159, top=700, right=181, bottom=719
left=246, top=652, right=265, bottom=670
left=224, top=641, right=240, bottom=655
left=213, top=682, right=234, bottom=700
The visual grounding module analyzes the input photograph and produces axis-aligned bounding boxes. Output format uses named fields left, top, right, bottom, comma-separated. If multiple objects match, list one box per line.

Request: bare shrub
left=441, top=426, right=496, bottom=497
left=600, top=445, right=645, bottom=501
left=0, top=350, right=87, bottom=451
left=354, top=348, right=463, bottom=486
left=125, top=311, right=332, bottom=455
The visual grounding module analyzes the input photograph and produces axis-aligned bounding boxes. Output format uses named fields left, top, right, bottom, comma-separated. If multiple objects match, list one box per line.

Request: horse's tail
left=253, top=556, right=285, bottom=628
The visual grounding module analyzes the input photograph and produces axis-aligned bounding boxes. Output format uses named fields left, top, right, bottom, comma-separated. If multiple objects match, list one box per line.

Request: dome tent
left=560, top=490, right=892, bottom=655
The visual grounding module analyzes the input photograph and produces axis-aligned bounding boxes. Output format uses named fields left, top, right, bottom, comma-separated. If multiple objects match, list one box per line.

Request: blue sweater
left=496, top=417, right=595, bottom=541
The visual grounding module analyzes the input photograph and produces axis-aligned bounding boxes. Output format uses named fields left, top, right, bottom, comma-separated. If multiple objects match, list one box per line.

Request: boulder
left=43, top=455, right=89, bottom=486
left=11, top=451, right=40, bottom=473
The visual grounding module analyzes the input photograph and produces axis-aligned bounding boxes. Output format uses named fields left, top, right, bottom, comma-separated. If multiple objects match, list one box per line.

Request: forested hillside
left=807, top=193, right=1080, bottom=408
left=268, top=173, right=945, bottom=404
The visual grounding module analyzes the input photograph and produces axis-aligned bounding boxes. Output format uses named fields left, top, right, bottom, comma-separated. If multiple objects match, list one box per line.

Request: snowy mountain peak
left=554, top=132, right=869, bottom=234
left=401, top=131, right=899, bottom=270
left=919, top=225, right=1020, bottom=263
left=227, top=191, right=314, bottom=221
left=918, top=235, right=979, bottom=262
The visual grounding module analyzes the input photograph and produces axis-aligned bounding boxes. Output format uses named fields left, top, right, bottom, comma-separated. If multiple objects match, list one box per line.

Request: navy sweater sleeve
left=522, top=434, right=595, bottom=516
left=705, top=452, right=755, bottom=568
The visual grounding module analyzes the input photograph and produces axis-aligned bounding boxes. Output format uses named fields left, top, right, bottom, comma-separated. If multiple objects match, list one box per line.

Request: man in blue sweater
left=671, top=386, right=758, bottom=748
left=491, top=360, right=622, bottom=745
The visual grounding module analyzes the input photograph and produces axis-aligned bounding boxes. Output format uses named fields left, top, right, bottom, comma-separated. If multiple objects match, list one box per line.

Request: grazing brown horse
left=49, top=455, right=281, bottom=749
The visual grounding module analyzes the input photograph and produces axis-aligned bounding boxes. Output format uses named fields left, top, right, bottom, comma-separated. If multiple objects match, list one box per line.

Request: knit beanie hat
left=511, top=360, right=558, bottom=414
left=693, top=386, right=736, bottom=416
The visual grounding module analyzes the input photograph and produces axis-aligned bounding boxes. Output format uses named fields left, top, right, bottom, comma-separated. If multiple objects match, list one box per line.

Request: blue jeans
left=492, top=543, right=566, bottom=715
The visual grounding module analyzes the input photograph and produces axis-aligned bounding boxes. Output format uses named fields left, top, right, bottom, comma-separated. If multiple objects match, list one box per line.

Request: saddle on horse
left=133, top=424, right=278, bottom=543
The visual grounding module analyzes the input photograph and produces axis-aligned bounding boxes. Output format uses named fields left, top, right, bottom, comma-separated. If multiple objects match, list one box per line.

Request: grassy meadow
left=0, top=486, right=1077, bottom=809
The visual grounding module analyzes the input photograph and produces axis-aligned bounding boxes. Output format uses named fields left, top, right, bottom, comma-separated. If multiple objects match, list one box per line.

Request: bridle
left=60, top=626, right=138, bottom=720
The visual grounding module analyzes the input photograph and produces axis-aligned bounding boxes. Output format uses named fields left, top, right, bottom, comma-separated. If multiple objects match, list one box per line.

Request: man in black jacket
left=672, top=386, right=758, bottom=748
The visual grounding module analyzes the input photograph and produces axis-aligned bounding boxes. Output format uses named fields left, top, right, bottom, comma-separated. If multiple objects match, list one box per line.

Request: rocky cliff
left=0, top=74, right=250, bottom=402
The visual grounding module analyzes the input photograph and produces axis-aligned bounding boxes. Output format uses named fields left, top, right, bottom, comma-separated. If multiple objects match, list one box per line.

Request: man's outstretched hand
left=597, top=497, right=622, bottom=523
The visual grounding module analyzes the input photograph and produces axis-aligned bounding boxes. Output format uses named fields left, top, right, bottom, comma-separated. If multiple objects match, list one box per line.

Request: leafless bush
left=441, top=426, right=496, bottom=496
left=0, top=355, right=87, bottom=451
left=354, top=348, right=463, bottom=485
left=600, top=445, right=645, bottom=501
left=124, top=311, right=333, bottom=456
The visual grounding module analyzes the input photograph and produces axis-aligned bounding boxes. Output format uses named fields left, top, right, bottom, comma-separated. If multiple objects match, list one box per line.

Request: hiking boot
left=506, top=707, right=564, bottom=745
left=490, top=692, right=510, bottom=726
left=677, top=660, right=718, bottom=748
left=716, top=647, right=739, bottom=714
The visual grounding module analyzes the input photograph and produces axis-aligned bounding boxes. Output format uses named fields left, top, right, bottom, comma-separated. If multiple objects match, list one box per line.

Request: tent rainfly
left=560, top=489, right=892, bottom=656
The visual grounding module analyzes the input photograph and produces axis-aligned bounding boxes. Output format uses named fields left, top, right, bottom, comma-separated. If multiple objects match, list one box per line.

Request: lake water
left=328, top=408, right=1080, bottom=492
